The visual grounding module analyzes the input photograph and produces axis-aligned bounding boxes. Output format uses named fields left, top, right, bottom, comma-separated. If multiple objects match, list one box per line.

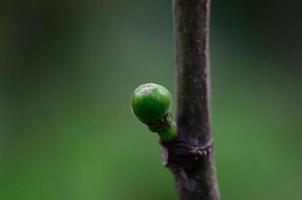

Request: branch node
left=160, top=137, right=213, bottom=167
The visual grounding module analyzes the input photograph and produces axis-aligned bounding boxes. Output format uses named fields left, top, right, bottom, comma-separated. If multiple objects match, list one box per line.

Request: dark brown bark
left=160, top=0, right=220, bottom=199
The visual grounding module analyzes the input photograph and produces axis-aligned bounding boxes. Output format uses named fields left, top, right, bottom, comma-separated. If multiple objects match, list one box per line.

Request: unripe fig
left=131, top=83, right=172, bottom=123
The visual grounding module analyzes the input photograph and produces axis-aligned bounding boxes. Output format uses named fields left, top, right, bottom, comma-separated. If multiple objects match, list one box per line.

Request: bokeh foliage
left=0, top=0, right=301, bottom=199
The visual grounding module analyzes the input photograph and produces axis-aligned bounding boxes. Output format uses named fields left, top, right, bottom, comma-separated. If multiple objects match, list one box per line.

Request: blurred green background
left=0, top=0, right=301, bottom=199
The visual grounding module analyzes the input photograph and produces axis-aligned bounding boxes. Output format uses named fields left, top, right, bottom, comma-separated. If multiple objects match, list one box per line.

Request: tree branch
left=160, top=0, right=220, bottom=199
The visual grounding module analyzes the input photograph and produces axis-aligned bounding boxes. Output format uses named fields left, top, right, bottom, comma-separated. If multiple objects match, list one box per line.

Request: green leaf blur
left=0, top=0, right=301, bottom=200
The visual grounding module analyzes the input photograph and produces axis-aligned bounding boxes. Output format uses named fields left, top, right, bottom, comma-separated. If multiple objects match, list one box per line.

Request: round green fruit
left=131, top=83, right=172, bottom=123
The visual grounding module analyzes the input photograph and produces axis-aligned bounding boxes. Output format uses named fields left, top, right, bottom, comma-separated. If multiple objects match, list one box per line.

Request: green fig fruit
left=131, top=83, right=172, bottom=123
left=131, top=83, right=176, bottom=141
